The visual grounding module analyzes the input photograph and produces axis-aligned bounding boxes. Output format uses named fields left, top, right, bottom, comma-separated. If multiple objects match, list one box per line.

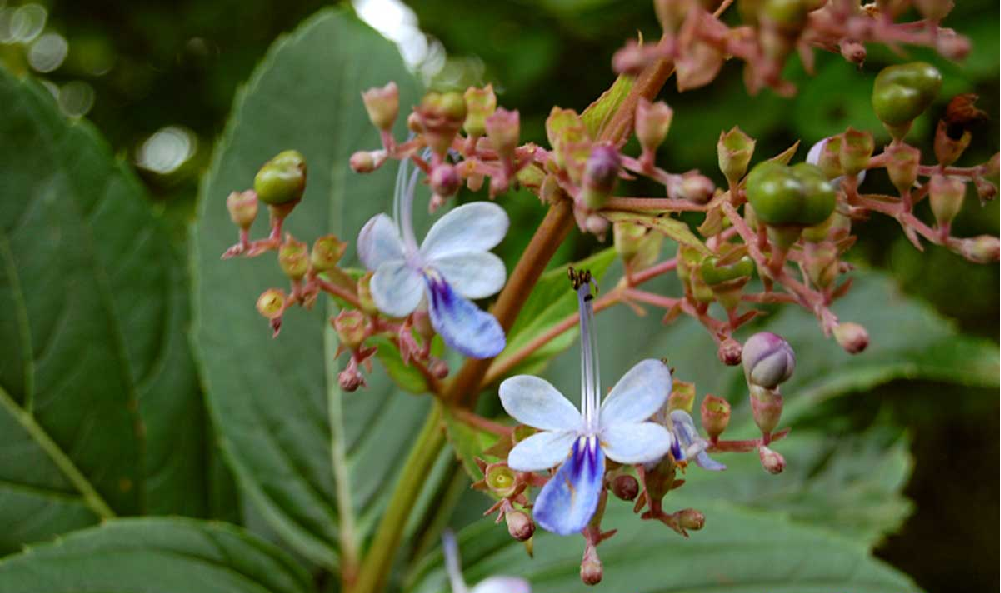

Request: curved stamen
left=576, top=280, right=601, bottom=434
left=392, top=156, right=421, bottom=256
left=442, top=530, right=467, bottom=593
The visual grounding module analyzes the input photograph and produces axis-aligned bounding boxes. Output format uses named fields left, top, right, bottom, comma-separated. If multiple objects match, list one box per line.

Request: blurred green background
left=1, top=0, right=995, bottom=590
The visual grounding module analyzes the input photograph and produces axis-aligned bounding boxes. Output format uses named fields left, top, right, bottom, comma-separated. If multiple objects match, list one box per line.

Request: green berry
left=872, top=62, right=942, bottom=128
left=254, top=150, right=307, bottom=205
left=746, top=161, right=836, bottom=227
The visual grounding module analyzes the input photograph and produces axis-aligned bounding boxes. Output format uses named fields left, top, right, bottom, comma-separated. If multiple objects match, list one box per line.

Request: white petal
left=506, top=430, right=576, bottom=472
left=432, top=252, right=506, bottom=299
left=420, top=202, right=509, bottom=259
left=600, top=359, right=672, bottom=426
left=499, top=375, right=581, bottom=431
left=357, top=214, right=405, bottom=270
left=471, top=577, right=531, bottom=593
left=806, top=137, right=828, bottom=166
left=600, top=421, right=674, bottom=464
left=370, top=260, right=423, bottom=318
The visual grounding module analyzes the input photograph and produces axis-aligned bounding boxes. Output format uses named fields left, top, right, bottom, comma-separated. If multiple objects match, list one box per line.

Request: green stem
left=351, top=402, right=445, bottom=593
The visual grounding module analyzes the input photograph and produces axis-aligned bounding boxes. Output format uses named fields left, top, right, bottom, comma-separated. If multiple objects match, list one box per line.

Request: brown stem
left=452, top=408, right=513, bottom=437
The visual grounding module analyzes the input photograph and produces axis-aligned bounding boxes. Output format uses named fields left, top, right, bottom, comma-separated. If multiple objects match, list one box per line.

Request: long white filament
left=577, top=280, right=601, bottom=434
left=392, top=151, right=422, bottom=256
left=442, top=530, right=467, bottom=593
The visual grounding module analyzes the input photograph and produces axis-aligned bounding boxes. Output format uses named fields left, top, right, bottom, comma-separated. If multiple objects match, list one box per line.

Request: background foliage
left=0, top=1, right=997, bottom=592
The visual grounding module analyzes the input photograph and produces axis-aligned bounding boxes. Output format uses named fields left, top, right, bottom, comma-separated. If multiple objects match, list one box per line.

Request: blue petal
left=533, top=436, right=605, bottom=536
left=694, top=450, right=727, bottom=472
left=669, top=410, right=726, bottom=472
left=425, top=271, right=505, bottom=358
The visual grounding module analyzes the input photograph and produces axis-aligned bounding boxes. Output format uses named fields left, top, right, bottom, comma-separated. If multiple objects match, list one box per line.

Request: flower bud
left=635, top=99, right=673, bottom=156
left=746, top=162, right=836, bottom=228
left=749, top=385, right=783, bottom=435
left=935, top=29, right=970, bottom=61
left=957, top=236, right=1000, bottom=263
left=717, top=127, right=756, bottom=186
left=839, top=128, right=873, bottom=177
left=742, top=331, right=795, bottom=389
left=256, top=288, right=286, bottom=319
left=255, top=150, right=307, bottom=205
left=350, top=150, right=388, bottom=173
left=486, top=106, right=524, bottom=157
left=840, top=40, right=866, bottom=65
left=885, top=144, right=920, bottom=196
left=700, top=395, right=731, bottom=440
left=804, top=242, right=839, bottom=288
left=667, top=380, right=696, bottom=413
left=485, top=463, right=517, bottom=498
left=610, top=474, right=639, bottom=501
left=717, top=337, right=743, bottom=366
left=934, top=119, right=971, bottom=167
left=833, top=321, right=869, bottom=353
left=614, top=221, right=662, bottom=273
left=679, top=172, right=715, bottom=204
left=430, top=164, right=461, bottom=200
left=505, top=510, right=535, bottom=541
left=814, top=136, right=843, bottom=180
left=339, top=366, right=365, bottom=392
left=758, top=445, right=786, bottom=474
left=581, top=144, right=621, bottom=210
left=226, top=190, right=258, bottom=230
left=584, top=214, right=609, bottom=237
left=581, top=546, right=603, bottom=586
left=928, top=174, right=966, bottom=228
left=310, top=235, right=346, bottom=273
left=357, top=272, right=378, bottom=315
left=361, top=82, right=399, bottom=131
left=332, top=310, right=370, bottom=349
left=546, top=107, right=588, bottom=171
left=463, top=85, right=497, bottom=137
left=406, top=111, right=423, bottom=133
left=676, top=41, right=724, bottom=91
left=872, top=62, right=942, bottom=138
left=974, top=177, right=997, bottom=203
left=418, top=91, right=467, bottom=155
left=278, top=236, right=309, bottom=281
left=515, top=163, right=545, bottom=192
left=428, top=358, right=449, bottom=379
left=677, top=508, right=706, bottom=531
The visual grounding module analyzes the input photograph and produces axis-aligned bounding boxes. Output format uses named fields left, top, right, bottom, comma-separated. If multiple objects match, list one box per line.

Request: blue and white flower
left=357, top=160, right=507, bottom=358
left=668, top=409, right=726, bottom=471
left=443, top=530, right=530, bottom=593
left=499, top=279, right=675, bottom=536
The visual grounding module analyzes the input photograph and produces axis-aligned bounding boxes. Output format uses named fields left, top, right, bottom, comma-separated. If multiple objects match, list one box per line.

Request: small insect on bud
left=749, top=385, right=783, bottom=436
left=255, top=150, right=307, bottom=206
left=871, top=62, right=942, bottom=139
left=840, top=127, right=873, bottom=177
left=226, top=190, right=258, bottom=230
left=332, top=310, right=370, bottom=349
left=350, top=150, right=388, bottom=173
left=957, top=236, right=1000, bottom=263
left=759, top=445, right=786, bottom=474
left=701, top=395, right=731, bottom=441
left=580, top=545, right=603, bottom=586
left=742, top=332, right=795, bottom=389
left=635, top=98, right=673, bottom=156
left=717, top=337, right=743, bottom=366
left=717, top=127, right=756, bottom=187
left=463, top=85, right=497, bottom=137
left=610, top=474, right=639, bottom=501
left=833, top=321, right=869, bottom=354
left=361, top=81, right=399, bottom=131
left=677, top=508, right=706, bottom=531
left=581, top=144, right=621, bottom=210
left=485, top=463, right=518, bottom=498
left=485, top=108, right=520, bottom=160
left=884, top=143, right=921, bottom=196
left=505, top=510, right=535, bottom=542
left=679, top=172, right=715, bottom=204
left=430, top=164, right=461, bottom=200
left=278, top=236, right=309, bottom=281
left=928, top=175, right=966, bottom=229
left=667, top=380, right=696, bottom=413
left=256, top=288, right=286, bottom=319
left=309, top=235, right=347, bottom=273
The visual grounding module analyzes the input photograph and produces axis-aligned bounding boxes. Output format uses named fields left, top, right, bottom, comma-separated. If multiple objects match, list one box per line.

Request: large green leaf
left=0, top=68, right=211, bottom=554
left=406, top=498, right=917, bottom=593
left=0, top=518, right=310, bottom=593
left=192, top=9, right=431, bottom=568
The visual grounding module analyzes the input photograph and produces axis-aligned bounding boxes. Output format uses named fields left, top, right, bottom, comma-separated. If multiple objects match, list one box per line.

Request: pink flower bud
left=581, top=144, right=621, bottom=209
left=580, top=545, right=603, bottom=585
left=833, top=321, right=869, bottom=354
left=428, top=358, right=449, bottom=379
left=350, top=150, right=387, bottom=173
left=635, top=98, right=673, bottom=155
left=430, top=164, right=460, bottom=200
left=679, top=171, right=715, bottom=204
left=610, top=474, right=639, bottom=501
left=742, top=332, right=795, bottom=389
left=928, top=174, right=966, bottom=228
left=749, top=385, right=783, bottom=435
left=717, top=337, right=743, bottom=366
left=840, top=40, right=866, bottom=65
left=505, top=510, right=535, bottom=542
left=701, top=395, right=731, bottom=440
left=338, top=366, right=366, bottom=392
left=361, top=82, right=399, bottom=131
left=974, top=177, right=997, bottom=203
left=958, top=236, right=1000, bottom=263
left=936, top=29, right=971, bottom=61
left=759, top=445, right=786, bottom=474
left=332, top=311, right=370, bottom=349
left=485, top=108, right=520, bottom=160
left=885, top=143, right=920, bottom=196
left=226, top=190, right=258, bottom=230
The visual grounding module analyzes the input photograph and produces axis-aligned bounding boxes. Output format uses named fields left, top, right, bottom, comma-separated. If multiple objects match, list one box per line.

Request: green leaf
left=192, top=9, right=431, bottom=568
left=0, top=518, right=310, bottom=593
left=406, top=498, right=917, bottom=593
left=581, top=74, right=634, bottom=139
left=493, top=248, right=617, bottom=382
left=441, top=409, right=498, bottom=483
left=0, top=67, right=212, bottom=554
left=605, top=211, right=711, bottom=255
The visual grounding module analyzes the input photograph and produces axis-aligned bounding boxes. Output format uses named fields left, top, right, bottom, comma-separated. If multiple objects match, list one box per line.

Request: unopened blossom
left=500, top=276, right=675, bottom=535
left=357, top=160, right=507, bottom=358
left=443, top=530, right=530, bottom=593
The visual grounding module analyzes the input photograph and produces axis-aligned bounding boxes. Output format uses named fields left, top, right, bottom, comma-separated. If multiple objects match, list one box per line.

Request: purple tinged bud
left=833, top=322, right=869, bottom=354
left=677, top=508, right=705, bottom=531
left=505, top=510, right=535, bottom=542
left=742, top=332, right=795, bottom=389
left=485, top=108, right=520, bottom=160
left=361, top=82, right=399, bottom=131
left=635, top=98, right=673, bottom=155
left=581, top=144, right=621, bottom=209
left=339, top=367, right=365, bottom=392
left=759, top=445, right=786, bottom=474
left=717, top=337, right=743, bottom=367
left=610, top=474, right=639, bottom=501
left=332, top=311, right=369, bottom=349
left=580, top=546, right=603, bottom=586
left=700, top=395, right=731, bottom=440
left=256, top=289, right=286, bottom=319
left=749, top=385, right=783, bottom=435
left=430, top=164, right=461, bottom=200
left=928, top=175, right=966, bottom=228
left=226, top=190, right=258, bottom=230
left=278, top=236, right=309, bottom=281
